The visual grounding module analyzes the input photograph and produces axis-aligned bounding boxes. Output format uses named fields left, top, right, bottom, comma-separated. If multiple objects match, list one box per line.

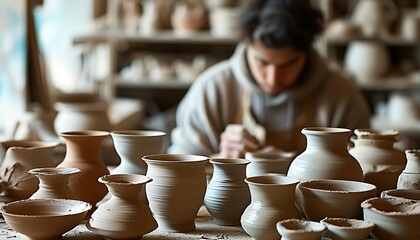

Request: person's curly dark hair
left=240, top=0, right=324, bottom=52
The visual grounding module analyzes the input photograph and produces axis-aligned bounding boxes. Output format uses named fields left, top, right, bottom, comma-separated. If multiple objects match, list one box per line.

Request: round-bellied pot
left=397, top=149, right=420, bottom=190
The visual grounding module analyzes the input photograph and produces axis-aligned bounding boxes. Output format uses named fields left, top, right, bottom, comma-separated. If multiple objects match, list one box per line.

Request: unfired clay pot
left=0, top=140, right=58, bottom=200
left=361, top=197, right=420, bottom=240
left=204, top=158, right=250, bottom=226
left=398, top=149, right=420, bottom=190
left=349, top=129, right=406, bottom=196
left=321, top=217, right=375, bottom=240
left=28, top=167, right=80, bottom=200
left=276, top=219, right=326, bottom=240
left=143, top=154, right=208, bottom=232
left=287, top=127, right=363, bottom=182
left=57, top=131, right=110, bottom=207
left=352, top=0, right=389, bottom=37
left=245, top=146, right=296, bottom=177
left=87, top=174, right=157, bottom=239
left=111, top=130, right=166, bottom=175
left=241, top=175, right=302, bottom=240
left=296, top=179, right=377, bottom=221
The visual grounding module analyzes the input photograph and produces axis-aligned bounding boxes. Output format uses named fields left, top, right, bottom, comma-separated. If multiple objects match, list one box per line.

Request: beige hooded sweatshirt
left=168, top=44, right=371, bottom=155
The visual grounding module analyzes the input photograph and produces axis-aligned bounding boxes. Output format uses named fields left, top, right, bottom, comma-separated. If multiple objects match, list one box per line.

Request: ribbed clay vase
left=57, top=131, right=110, bottom=207
left=204, top=158, right=250, bottom=226
left=398, top=149, right=420, bottom=190
left=110, top=130, right=166, bottom=175
left=0, top=140, right=58, bottom=200
left=287, top=127, right=364, bottom=182
left=240, top=175, right=302, bottom=240
left=28, top=167, right=80, bottom=200
left=86, top=174, right=157, bottom=239
left=143, top=154, right=208, bottom=232
left=349, top=129, right=406, bottom=195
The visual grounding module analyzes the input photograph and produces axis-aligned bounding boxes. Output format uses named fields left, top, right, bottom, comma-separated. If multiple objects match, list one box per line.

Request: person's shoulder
left=192, top=59, right=236, bottom=88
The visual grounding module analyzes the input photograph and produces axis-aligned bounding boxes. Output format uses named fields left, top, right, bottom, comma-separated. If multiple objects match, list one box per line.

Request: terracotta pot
left=276, top=219, right=326, bottom=240
left=171, top=1, right=207, bottom=35
left=349, top=129, right=406, bottom=196
left=241, top=175, right=302, bottom=240
left=143, top=154, right=208, bottom=232
left=287, top=127, right=364, bottom=182
left=28, top=167, right=80, bottom=200
left=57, top=131, right=110, bottom=207
left=110, top=130, right=166, bottom=175
left=87, top=174, right=157, bottom=239
left=0, top=140, right=58, bottom=200
left=245, top=146, right=296, bottom=177
left=398, top=149, right=420, bottom=190
left=361, top=197, right=420, bottom=240
left=204, top=158, right=250, bottom=226
left=321, top=217, right=375, bottom=240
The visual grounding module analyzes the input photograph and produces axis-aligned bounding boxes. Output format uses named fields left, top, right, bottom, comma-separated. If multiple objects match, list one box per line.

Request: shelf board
left=357, top=77, right=420, bottom=91
left=116, top=79, right=192, bottom=89
left=73, top=29, right=239, bottom=45
left=325, top=35, right=420, bottom=46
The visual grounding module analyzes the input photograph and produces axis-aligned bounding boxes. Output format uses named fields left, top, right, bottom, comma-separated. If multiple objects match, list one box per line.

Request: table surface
left=0, top=206, right=252, bottom=240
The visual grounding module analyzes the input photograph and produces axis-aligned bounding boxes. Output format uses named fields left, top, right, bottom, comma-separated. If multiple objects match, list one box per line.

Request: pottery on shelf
left=87, top=174, right=157, bottom=239
left=57, top=130, right=110, bottom=207
left=241, top=175, right=302, bottom=240
left=296, top=179, right=377, bottom=221
left=28, top=167, right=80, bottom=200
left=204, top=158, right=250, bottom=226
left=143, top=154, right=208, bottom=232
left=110, top=130, right=166, bottom=175
left=170, top=0, right=208, bottom=35
left=287, top=127, right=364, bottom=182
left=349, top=129, right=406, bottom=196
left=245, top=146, right=296, bottom=177
left=276, top=219, right=326, bottom=240
left=361, top=197, right=420, bottom=240
left=351, top=0, right=389, bottom=37
left=0, top=140, right=58, bottom=200
left=398, top=149, right=420, bottom=190
left=321, top=217, right=375, bottom=240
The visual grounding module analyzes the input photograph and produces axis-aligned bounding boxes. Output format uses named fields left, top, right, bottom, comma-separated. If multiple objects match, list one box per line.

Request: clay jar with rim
left=28, top=167, right=80, bottom=200
left=240, top=175, right=302, bottom=240
left=397, top=149, right=420, bottom=190
left=204, top=158, right=250, bottom=226
left=245, top=146, right=296, bottom=177
left=321, top=217, right=375, bottom=240
left=86, top=174, right=157, bottom=239
left=276, top=219, right=326, bottom=240
left=0, top=140, right=58, bottom=200
left=287, top=127, right=364, bottom=182
left=349, top=129, right=406, bottom=196
left=110, top=130, right=166, bottom=175
left=143, top=154, right=208, bottom=232
left=361, top=197, right=420, bottom=240
left=57, top=130, right=110, bottom=207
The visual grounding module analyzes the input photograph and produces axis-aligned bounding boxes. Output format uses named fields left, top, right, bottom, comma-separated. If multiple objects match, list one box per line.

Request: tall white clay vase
left=287, top=127, right=364, bottom=182
left=57, top=131, right=110, bottom=208
left=86, top=174, right=157, bottom=239
left=0, top=140, right=58, bottom=200
left=110, top=130, right=166, bottom=174
left=143, top=154, right=208, bottom=232
left=204, top=158, right=250, bottom=226
left=397, top=149, right=420, bottom=190
left=240, top=175, right=302, bottom=240
left=28, top=167, right=81, bottom=200
left=349, top=129, right=406, bottom=195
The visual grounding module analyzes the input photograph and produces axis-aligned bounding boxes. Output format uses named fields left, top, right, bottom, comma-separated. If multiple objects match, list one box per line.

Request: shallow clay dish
left=0, top=198, right=91, bottom=239
left=276, top=218, right=326, bottom=240
left=321, top=217, right=374, bottom=240
left=297, top=179, right=377, bottom=221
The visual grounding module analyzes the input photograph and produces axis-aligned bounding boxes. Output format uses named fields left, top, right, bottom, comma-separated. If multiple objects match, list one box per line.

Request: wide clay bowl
left=276, top=218, right=325, bottom=240
left=297, top=179, right=377, bottom=221
left=0, top=198, right=91, bottom=239
left=361, top=197, right=420, bottom=240
left=321, top=217, right=374, bottom=240
left=381, top=189, right=420, bottom=201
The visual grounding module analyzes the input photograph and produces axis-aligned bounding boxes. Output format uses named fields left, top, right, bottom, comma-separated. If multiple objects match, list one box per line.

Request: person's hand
left=217, top=124, right=261, bottom=158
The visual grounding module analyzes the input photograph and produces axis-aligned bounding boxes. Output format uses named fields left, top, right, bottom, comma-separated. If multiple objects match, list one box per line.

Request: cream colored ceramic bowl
left=321, top=217, right=374, bottom=240
left=276, top=218, right=326, bottom=240
left=297, top=179, right=377, bottom=221
left=361, top=197, right=420, bottom=240
left=0, top=198, right=91, bottom=239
